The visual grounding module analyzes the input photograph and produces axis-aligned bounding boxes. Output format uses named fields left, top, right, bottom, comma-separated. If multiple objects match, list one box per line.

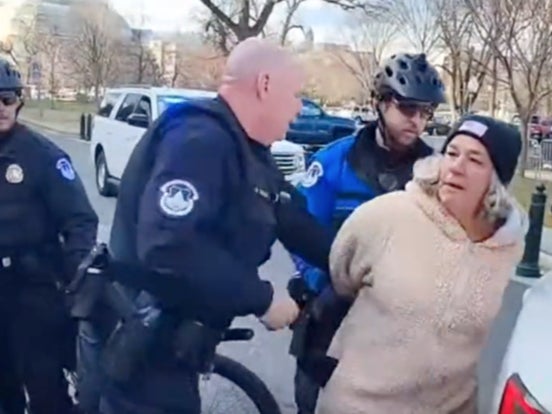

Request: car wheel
left=95, top=151, right=117, bottom=197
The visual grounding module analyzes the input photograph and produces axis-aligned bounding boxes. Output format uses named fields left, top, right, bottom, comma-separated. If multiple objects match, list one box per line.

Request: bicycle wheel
left=200, top=354, right=281, bottom=414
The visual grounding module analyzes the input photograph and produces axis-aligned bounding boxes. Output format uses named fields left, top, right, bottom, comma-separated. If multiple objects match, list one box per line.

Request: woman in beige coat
left=316, top=115, right=528, bottom=414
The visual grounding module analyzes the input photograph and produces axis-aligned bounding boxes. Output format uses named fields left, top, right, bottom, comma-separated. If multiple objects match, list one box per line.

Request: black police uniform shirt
left=109, top=97, right=333, bottom=327
left=0, top=123, right=98, bottom=281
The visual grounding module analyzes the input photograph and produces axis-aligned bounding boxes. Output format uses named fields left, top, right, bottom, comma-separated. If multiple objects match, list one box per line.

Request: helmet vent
left=398, top=59, right=409, bottom=70
left=385, top=66, right=393, bottom=77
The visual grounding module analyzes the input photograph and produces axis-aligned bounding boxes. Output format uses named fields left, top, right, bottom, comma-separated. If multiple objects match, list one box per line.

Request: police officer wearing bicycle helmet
left=0, top=57, right=98, bottom=414
left=289, top=52, right=447, bottom=414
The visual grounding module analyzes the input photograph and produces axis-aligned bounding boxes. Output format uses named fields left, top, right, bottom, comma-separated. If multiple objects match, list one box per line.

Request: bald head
left=218, top=37, right=304, bottom=146
left=221, top=37, right=300, bottom=85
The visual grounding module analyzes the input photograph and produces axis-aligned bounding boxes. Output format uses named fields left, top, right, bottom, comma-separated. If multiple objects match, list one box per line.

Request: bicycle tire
left=209, top=354, right=281, bottom=414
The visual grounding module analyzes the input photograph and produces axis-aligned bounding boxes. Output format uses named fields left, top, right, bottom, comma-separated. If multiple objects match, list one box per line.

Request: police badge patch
left=301, top=161, right=323, bottom=188
left=5, top=164, right=24, bottom=184
left=56, top=158, right=76, bottom=180
left=158, top=179, right=199, bottom=217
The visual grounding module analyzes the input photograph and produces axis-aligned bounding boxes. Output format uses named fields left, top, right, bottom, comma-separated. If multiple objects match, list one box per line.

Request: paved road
left=43, top=129, right=528, bottom=414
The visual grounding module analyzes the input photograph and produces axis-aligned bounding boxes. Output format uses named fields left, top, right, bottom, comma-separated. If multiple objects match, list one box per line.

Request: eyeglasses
left=0, top=94, right=19, bottom=107
left=392, top=98, right=434, bottom=120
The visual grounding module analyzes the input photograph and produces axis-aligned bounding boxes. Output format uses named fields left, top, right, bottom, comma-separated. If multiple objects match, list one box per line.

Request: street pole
left=517, top=183, right=547, bottom=278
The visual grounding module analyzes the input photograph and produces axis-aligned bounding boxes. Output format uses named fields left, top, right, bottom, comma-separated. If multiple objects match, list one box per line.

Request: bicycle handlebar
left=221, top=328, right=254, bottom=342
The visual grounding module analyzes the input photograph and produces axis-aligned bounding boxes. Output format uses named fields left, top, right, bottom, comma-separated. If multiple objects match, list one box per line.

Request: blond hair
left=412, top=154, right=514, bottom=226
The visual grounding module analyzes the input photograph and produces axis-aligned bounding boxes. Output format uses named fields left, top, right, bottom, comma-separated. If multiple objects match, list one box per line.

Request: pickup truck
left=90, top=86, right=306, bottom=196
left=287, top=98, right=357, bottom=160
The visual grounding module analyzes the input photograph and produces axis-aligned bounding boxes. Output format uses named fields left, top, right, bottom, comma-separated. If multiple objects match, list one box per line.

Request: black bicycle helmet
left=0, top=57, right=24, bottom=93
left=372, top=53, right=446, bottom=105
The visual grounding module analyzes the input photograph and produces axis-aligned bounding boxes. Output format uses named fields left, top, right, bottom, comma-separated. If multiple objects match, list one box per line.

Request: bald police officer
left=99, top=38, right=334, bottom=414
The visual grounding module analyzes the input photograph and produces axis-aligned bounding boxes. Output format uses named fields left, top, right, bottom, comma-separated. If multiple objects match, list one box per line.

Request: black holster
left=173, top=320, right=223, bottom=373
left=289, top=284, right=352, bottom=388
left=101, top=310, right=165, bottom=384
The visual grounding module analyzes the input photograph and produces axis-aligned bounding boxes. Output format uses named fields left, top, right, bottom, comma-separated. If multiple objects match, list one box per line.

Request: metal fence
left=528, top=139, right=552, bottom=171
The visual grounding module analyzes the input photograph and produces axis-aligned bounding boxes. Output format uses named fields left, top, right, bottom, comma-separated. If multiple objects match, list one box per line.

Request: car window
left=133, top=95, right=152, bottom=119
left=115, top=93, right=142, bottom=123
left=300, top=101, right=322, bottom=117
left=97, top=92, right=121, bottom=118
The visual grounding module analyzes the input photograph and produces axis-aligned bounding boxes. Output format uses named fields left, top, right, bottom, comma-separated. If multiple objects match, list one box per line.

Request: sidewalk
left=19, top=107, right=83, bottom=136
left=530, top=227, right=552, bottom=279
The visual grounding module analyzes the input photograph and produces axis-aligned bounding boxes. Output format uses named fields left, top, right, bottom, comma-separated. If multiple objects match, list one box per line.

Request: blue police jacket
left=109, top=96, right=334, bottom=327
left=292, top=122, right=433, bottom=292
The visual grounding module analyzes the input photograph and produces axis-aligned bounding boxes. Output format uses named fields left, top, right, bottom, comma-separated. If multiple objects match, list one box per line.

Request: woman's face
left=438, top=134, right=494, bottom=219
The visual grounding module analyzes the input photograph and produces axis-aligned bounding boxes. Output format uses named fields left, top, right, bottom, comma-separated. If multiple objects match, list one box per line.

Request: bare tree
left=0, top=39, right=19, bottom=67
left=199, top=0, right=372, bottom=54
left=332, top=12, right=397, bottom=101
left=40, top=26, right=64, bottom=108
left=125, top=3, right=160, bottom=84
left=436, top=0, right=492, bottom=117
left=279, top=0, right=308, bottom=45
left=65, top=2, right=122, bottom=105
left=9, top=15, right=64, bottom=107
left=370, top=0, right=441, bottom=55
left=10, top=16, right=41, bottom=80
left=466, top=0, right=552, bottom=174
left=201, top=0, right=240, bottom=55
left=162, top=41, right=186, bottom=87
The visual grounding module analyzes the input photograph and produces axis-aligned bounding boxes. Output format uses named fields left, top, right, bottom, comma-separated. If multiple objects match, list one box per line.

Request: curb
left=512, top=251, right=552, bottom=287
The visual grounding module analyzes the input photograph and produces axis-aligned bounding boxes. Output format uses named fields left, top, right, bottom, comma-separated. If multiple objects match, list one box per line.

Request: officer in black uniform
left=97, top=38, right=334, bottom=414
left=0, top=58, right=98, bottom=414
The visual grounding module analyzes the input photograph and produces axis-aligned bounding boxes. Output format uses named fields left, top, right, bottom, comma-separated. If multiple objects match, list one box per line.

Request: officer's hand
left=259, top=294, right=300, bottom=331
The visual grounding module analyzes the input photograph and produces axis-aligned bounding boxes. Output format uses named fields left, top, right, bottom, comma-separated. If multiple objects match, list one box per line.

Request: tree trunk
left=490, top=56, right=498, bottom=117
left=518, top=117, right=530, bottom=176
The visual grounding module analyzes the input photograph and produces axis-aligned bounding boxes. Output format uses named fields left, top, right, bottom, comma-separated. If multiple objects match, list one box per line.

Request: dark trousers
left=76, top=321, right=106, bottom=414
left=99, top=366, right=200, bottom=414
left=291, top=290, right=351, bottom=414
left=0, top=284, right=75, bottom=414
left=294, top=364, right=320, bottom=414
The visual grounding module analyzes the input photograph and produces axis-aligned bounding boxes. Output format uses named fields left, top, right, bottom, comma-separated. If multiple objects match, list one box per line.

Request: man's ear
left=256, top=72, right=270, bottom=99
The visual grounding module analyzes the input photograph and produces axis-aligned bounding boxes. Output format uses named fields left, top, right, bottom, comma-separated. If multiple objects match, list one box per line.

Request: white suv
left=90, top=86, right=307, bottom=196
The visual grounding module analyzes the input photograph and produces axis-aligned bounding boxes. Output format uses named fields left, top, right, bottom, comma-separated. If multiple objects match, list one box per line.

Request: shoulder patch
left=301, top=161, right=324, bottom=188
left=56, top=158, right=75, bottom=180
left=158, top=179, right=199, bottom=218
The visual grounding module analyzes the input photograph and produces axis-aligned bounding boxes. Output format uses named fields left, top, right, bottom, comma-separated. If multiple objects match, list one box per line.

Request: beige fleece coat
left=315, top=181, right=527, bottom=414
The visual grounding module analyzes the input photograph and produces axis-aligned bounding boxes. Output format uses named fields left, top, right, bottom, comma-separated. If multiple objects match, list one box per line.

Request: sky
left=111, top=0, right=351, bottom=43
